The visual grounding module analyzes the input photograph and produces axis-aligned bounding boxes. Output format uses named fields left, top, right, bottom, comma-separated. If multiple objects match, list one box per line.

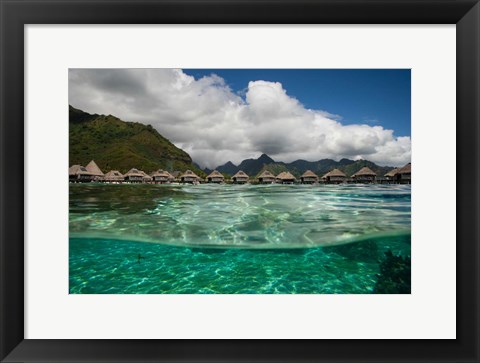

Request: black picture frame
left=1, top=0, right=479, bottom=362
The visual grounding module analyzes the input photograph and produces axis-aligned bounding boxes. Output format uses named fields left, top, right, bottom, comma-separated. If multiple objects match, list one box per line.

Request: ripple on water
left=70, top=183, right=411, bottom=249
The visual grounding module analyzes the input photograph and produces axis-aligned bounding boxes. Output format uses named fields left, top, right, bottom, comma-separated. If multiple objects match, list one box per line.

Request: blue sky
left=183, top=69, right=411, bottom=137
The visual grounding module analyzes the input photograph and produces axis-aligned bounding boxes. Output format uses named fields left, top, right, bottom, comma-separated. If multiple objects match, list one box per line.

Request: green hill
left=69, top=105, right=205, bottom=176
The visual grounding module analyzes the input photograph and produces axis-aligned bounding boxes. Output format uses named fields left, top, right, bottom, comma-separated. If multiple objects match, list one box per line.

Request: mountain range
left=207, top=154, right=395, bottom=178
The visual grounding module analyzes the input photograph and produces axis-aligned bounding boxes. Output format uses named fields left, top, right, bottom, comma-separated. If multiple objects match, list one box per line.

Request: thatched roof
left=124, top=168, right=144, bottom=177
left=151, top=169, right=171, bottom=178
left=171, top=171, right=181, bottom=178
left=276, top=171, right=296, bottom=180
left=232, top=170, right=249, bottom=179
left=384, top=168, right=400, bottom=177
left=104, top=170, right=123, bottom=177
left=397, top=163, right=411, bottom=174
left=139, top=171, right=152, bottom=180
left=69, top=165, right=93, bottom=176
left=353, top=167, right=376, bottom=177
left=207, top=170, right=224, bottom=179
left=301, top=170, right=318, bottom=178
left=327, top=168, right=346, bottom=177
left=180, top=170, right=200, bottom=179
left=104, top=170, right=124, bottom=180
left=69, top=165, right=80, bottom=175
left=257, top=170, right=275, bottom=179
left=85, top=160, right=104, bottom=176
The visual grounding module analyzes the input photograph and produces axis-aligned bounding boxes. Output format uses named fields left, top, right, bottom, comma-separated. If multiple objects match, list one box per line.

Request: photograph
left=69, top=68, right=411, bottom=294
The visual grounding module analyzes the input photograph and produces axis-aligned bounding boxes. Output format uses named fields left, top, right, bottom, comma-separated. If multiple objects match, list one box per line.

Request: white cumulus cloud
left=69, top=69, right=411, bottom=169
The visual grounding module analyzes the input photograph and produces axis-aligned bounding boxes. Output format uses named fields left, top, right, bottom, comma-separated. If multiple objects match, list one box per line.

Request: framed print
left=1, top=0, right=479, bottom=362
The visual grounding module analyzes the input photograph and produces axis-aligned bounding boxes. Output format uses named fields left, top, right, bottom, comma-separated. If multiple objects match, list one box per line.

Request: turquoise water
left=69, top=184, right=411, bottom=294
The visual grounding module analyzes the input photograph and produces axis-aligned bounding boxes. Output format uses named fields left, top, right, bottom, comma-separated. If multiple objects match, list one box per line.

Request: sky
left=69, top=69, right=411, bottom=168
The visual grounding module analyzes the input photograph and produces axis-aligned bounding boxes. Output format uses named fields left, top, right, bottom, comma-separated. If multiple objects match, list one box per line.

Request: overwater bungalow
left=323, top=168, right=347, bottom=184
left=232, top=170, right=249, bottom=184
left=395, top=163, right=411, bottom=184
left=140, top=171, right=153, bottom=183
left=151, top=169, right=171, bottom=184
left=180, top=170, right=200, bottom=184
left=206, top=170, right=225, bottom=183
left=69, top=165, right=95, bottom=182
left=166, top=171, right=175, bottom=182
left=104, top=170, right=124, bottom=183
left=352, top=167, right=377, bottom=183
left=276, top=171, right=296, bottom=184
left=257, top=170, right=276, bottom=184
left=124, top=168, right=144, bottom=183
left=384, top=168, right=400, bottom=183
left=85, top=160, right=104, bottom=181
left=300, top=170, right=318, bottom=184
